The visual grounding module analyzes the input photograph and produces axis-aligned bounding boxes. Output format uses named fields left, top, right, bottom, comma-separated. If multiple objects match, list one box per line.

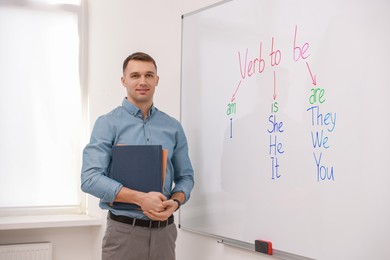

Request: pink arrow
left=306, top=62, right=317, bottom=86
left=231, top=80, right=242, bottom=102
left=273, top=71, right=277, bottom=100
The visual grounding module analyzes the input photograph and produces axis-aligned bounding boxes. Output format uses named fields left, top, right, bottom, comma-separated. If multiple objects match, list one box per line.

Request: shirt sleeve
left=170, top=123, right=195, bottom=204
left=81, top=115, right=123, bottom=203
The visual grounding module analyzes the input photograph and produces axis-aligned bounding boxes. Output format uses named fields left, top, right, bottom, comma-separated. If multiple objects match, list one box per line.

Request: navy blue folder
left=111, top=145, right=163, bottom=210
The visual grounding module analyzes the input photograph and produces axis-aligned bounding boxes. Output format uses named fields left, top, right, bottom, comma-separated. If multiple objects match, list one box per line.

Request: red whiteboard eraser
left=255, top=240, right=273, bottom=255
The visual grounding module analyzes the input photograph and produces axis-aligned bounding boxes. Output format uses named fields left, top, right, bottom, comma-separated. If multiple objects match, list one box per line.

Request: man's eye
left=131, top=74, right=139, bottom=78
left=146, top=74, right=153, bottom=78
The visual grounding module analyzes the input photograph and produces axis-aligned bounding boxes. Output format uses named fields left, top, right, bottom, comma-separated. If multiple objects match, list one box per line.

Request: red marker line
left=273, top=71, right=277, bottom=100
left=231, top=80, right=242, bottom=102
left=306, top=62, right=317, bottom=86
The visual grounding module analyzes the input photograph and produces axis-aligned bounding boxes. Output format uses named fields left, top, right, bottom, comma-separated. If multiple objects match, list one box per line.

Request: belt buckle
left=156, top=220, right=167, bottom=228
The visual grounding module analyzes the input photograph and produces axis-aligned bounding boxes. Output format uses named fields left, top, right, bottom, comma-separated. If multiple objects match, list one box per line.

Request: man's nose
left=139, top=76, right=147, bottom=85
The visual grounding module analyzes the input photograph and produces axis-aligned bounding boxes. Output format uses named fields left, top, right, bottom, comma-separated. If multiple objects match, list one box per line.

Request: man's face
left=121, top=60, right=159, bottom=107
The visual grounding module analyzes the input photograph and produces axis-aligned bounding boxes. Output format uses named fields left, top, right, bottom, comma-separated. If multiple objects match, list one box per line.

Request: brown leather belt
left=108, top=211, right=174, bottom=229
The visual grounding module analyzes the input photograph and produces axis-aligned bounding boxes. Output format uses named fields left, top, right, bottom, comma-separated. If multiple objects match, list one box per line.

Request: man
left=81, top=52, right=194, bottom=260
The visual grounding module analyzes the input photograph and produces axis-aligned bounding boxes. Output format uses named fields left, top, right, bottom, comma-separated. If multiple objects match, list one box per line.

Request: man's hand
left=143, top=199, right=178, bottom=221
left=114, top=187, right=167, bottom=212
left=138, top=191, right=167, bottom=212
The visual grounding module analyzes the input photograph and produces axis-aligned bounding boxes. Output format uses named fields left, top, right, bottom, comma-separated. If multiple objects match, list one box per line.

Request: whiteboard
left=180, top=0, right=390, bottom=259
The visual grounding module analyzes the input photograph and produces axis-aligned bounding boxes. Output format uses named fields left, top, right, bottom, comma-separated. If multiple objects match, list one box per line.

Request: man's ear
left=121, top=76, right=125, bottom=87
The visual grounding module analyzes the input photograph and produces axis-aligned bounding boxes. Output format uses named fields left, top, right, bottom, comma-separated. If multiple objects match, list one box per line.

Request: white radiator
left=0, top=242, right=52, bottom=260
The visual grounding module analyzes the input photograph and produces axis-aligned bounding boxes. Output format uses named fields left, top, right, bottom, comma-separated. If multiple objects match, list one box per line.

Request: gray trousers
left=102, top=217, right=177, bottom=260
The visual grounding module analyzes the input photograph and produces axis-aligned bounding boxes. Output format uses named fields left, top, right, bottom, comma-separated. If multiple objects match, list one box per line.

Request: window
left=0, top=0, right=86, bottom=213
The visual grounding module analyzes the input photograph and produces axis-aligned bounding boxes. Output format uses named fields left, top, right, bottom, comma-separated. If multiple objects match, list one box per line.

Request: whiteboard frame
left=179, top=0, right=390, bottom=259
left=179, top=222, right=315, bottom=260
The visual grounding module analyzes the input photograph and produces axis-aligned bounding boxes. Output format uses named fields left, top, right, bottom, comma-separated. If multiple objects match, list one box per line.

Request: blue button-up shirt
left=81, top=98, right=194, bottom=219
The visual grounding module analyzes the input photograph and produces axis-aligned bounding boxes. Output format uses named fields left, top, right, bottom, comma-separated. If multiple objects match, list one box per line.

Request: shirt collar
left=122, top=98, right=156, bottom=118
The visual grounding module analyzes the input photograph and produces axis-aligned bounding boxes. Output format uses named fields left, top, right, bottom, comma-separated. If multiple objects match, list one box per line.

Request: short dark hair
left=122, top=52, right=157, bottom=73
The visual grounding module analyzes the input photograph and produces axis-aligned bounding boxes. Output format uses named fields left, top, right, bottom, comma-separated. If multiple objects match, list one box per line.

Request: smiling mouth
left=136, top=88, right=149, bottom=94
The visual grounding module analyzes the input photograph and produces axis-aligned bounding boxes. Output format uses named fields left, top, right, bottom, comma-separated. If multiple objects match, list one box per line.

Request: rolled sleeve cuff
left=171, top=185, right=192, bottom=204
